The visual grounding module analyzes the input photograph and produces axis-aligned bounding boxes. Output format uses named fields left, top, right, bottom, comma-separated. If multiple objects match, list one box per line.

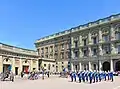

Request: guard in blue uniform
left=85, top=71, right=89, bottom=82
left=82, top=71, right=85, bottom=82
left=73, top=72, right=76, bottom=82
left=103, top=71, right=107, bottom=81
left=70, top=72, right=73, bottom=82
left=78, top=71, right=82, bottom=83
left=95, top=71, right=99, bottom=82
left=109, top=71, right=114, bottom=82
left=107, top=71, right=110, bottom=80
left=93, top=71, right=96, bottom=83
left=98, top=71, right=102, bottom=82
left=88, top=71, right=93, bottom=84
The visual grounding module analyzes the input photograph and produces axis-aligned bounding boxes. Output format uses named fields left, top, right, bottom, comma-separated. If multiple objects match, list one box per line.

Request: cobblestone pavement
left=1, top=76, right=120, bottom=89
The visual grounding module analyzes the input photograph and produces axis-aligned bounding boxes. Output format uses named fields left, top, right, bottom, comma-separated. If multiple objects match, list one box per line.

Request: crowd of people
left=69, top=70, right=114, bottom=84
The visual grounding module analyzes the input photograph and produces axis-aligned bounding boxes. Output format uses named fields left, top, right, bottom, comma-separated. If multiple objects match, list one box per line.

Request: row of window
left=74, top=45, right=120, bottom=57
left=74, top=32, right=120, bottom=47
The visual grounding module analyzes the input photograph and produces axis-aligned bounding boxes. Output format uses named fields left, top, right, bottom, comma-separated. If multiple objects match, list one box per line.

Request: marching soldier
left=95, top=71, right=99, bottom=82
left=93, top=71, right=96, bottom=83
left=70, top=71, right=73, bottom=82
left=82, top=71, right=85, bottom=82
left=85, top=70, right=89, bottom=82
left=73, top=72, right=77, bottom=82
left=109, top=71, right=114, bottom=82
left=78, top=71, right=82, bottom=83
left=103, top=71, right=107, bottom=81
left=88, top=71, right=93, bottom=84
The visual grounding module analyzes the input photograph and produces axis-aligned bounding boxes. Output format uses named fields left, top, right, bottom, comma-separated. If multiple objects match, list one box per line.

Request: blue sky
left=0, top=0, right=120, bottom=50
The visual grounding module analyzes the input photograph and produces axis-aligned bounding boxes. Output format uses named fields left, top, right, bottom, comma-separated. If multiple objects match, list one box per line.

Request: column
left=89, top=61, right=92, bottom=71
left=12, top=57, right=15, bottom=74
left=30, top=59, right=33, bottom=71
left=79, top=35, right=82, bottom=46
left=99, top=45, right=103, bottom=56
left=88, top=32, right=92, bottom=44
left=0, top=56, right=3, bottom=73
left=110, top=25, right=115, bottom=41
left=19, top=58, right=22, bottom=75
left=71, top=37, right=74, bottom=48
left=79, top=48, right=83, bottom=58
left=36, top=59, right=39, bottom=71
left=88, top=47, right=92, bottom=57
left=110, top=59, right=114, bottom=72
left=79, top=62, right=82, bottom=71
left=99, top=60, right=102, bottom=71
left=71, top=50, right=75, bottom=60
left=71, top=63, right=74, bottom=71
left=111, top=43, right=116, bottom=54
left=99, top=29, right=102, bottom=43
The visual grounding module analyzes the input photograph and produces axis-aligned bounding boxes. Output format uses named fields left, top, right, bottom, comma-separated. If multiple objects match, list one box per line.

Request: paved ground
left=1, top=76, right=120, bottom=89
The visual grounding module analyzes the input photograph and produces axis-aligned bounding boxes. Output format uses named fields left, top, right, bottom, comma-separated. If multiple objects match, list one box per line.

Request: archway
left=115, top=61, right=120, bottom=71
left=103, top=61, right=110, bottom=72
left=93, top=64, right=97, bottom=70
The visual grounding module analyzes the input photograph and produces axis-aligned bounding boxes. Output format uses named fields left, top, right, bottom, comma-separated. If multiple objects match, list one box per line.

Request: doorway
left=115, top=61, right=120, bottom=71
left=15, top=67, right=18, bottom=75
left=3, top=64, right=10, bottom=73
left=103, top=61, right=110, bottom=72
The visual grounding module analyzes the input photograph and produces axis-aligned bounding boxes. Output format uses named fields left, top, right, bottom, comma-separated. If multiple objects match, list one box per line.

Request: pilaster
left=110, top=25, right=115, bottom=41
left=0, top=56, right=3, bottom=73
left=19, top=58, right=22, bottom=75
left=12, top=57, right=15, bottom=74
left=111, top=43, right=116, bottom=54
left=110, top=59, right=114, bottom=72
left=99, top=60, right=102, bottom=71
left=99, top=29, right=102, bottom=43
left=88, top=32, right=92, bottom=44
left=89, top=61, right=92, bottom=71
left=79, top=62, right=82, bottom=71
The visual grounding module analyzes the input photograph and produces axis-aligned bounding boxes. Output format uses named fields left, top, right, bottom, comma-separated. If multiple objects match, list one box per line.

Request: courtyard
left=1, top=76, right=120, bottom=89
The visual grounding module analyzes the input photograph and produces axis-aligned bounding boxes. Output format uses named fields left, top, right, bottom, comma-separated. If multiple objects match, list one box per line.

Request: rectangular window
left=93, top=49, right=97, bottom=55
left=83, top=39, right=87, bottom=46
left=84, top=50, right=87, bottom=56
left=115, top=33, right=120, bottom=40
left=75, top=41, right=78, bottom=48
left=41, top=48, right=44, bottom=54
left=103, top=45, right=110, bottom=54
left=61, top=44, right=64, bottom=49
left=93, top=37, right=97, bottom=44
left=45, top=47, right=48, bottom=53
left=118, top=45, right=120, bottom=54
left=103, top=35, right=109, bottom=42
left=75, top=52, right=78, bottom=57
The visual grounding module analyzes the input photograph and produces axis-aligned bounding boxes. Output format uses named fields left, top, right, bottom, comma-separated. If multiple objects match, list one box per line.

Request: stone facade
left=0, top=43, right=38, bottom=75
left=35, top=13, right=120, bottom=72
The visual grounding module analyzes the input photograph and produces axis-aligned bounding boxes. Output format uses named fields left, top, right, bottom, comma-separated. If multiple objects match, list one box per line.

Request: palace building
left=35, top=13, right=120, bottom=72
left=0, top=43, right=38, bottom=75
left=0, top=13, right=120, bottom=74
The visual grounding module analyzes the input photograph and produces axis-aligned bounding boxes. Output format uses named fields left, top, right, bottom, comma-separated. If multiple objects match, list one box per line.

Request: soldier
left=104, top=71, right=107, bottom=81
left=93, top=71, right=96, bottom=83
left=85, top=70, right=89, bottom=82
left=78, top=71, right=82, bottom=83
left=73, top=72, right=76, bottom=82
left=88, top=71, right=93, bottom=84
left=109, top=71, right=114, bottom=82
left=98, top=71, right=102, bottom=82
left=70, top=71, right=73, bottom=82
left=95, top=71, right=99, bottom=82
left=107, top=71, right=110, bottom=80
left=82, top=71, right=85, bottom=82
